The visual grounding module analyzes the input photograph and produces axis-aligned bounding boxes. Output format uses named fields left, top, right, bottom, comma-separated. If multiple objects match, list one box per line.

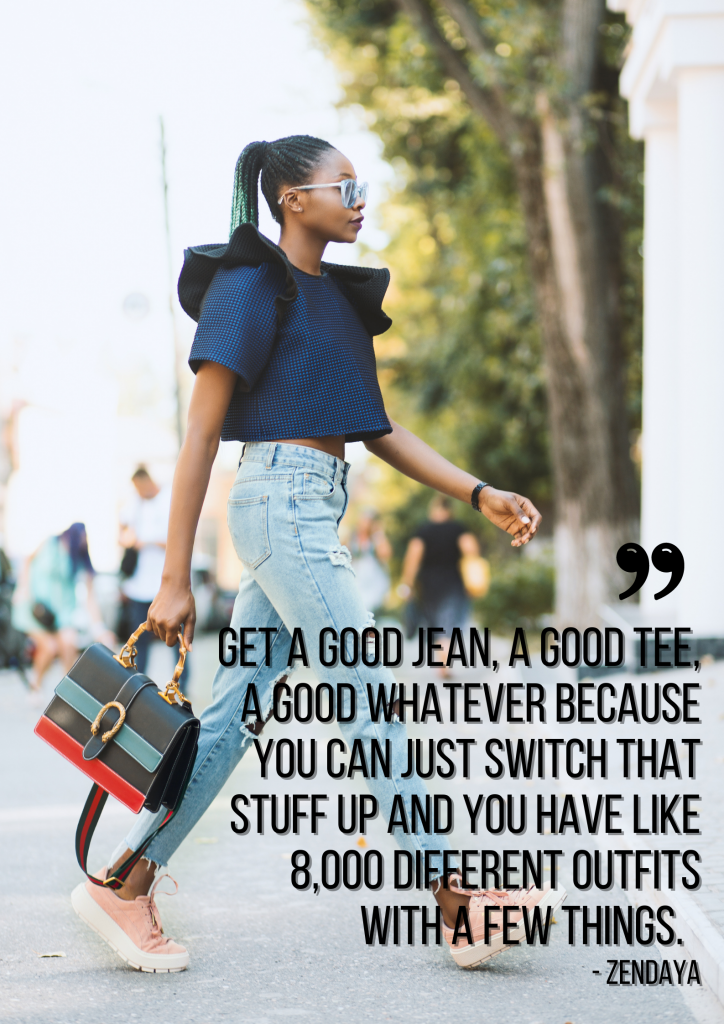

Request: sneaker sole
left=71, top=883, right=189, bottom=973
left=447, top=923, right=512, bottom=968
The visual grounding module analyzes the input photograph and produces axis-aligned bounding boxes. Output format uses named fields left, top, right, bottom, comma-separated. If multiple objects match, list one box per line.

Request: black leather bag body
left=119, top=546, right=139, bottom=579
left=35, top=623, right=199, bottom=888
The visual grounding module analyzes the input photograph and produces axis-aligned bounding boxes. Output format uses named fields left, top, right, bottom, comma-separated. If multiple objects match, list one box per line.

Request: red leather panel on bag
left=34, top=715, right=146, bottom=813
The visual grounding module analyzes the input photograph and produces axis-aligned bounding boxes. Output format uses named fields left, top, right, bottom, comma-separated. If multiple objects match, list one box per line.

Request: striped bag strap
left=74, top=783, right=177, bottom=891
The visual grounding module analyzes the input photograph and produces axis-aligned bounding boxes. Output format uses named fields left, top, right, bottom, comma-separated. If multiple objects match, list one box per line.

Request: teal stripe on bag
left=55, top=675, right=163, bottom=773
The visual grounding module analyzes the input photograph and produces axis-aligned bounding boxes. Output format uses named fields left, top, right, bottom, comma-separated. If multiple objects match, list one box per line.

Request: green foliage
left=306, top=0, right=643, bottom=597
left=476, top=551, right=555, bottom=635
left=308, top=0, right=562, bottom=113
left=309, top=2, right=554, bottom=501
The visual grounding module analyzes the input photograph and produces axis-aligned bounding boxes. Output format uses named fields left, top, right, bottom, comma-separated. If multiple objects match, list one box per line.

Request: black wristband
left=471, top=481, right=489, bottom=512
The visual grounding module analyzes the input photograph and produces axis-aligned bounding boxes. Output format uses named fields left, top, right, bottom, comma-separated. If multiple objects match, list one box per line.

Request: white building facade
left=610, top=0, right=724, bottom=635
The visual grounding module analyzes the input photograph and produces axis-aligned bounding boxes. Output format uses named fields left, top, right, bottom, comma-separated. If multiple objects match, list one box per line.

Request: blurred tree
left=307, top=0, right=643, bottom=627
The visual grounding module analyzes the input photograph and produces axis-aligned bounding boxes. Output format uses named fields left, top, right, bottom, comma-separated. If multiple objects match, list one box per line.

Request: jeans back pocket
left=227, top=495, right=271, bottom=569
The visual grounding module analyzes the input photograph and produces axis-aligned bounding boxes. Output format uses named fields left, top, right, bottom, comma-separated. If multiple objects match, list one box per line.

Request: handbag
left=32, top=601, right=58, bottom=632
left=119, top=546, right=139, bottom=579
left=34, top=622, right=199, bottom=889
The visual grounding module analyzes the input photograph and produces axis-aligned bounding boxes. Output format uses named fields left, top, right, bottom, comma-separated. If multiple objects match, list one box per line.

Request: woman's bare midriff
left=268, top=436, right=346, bottom=459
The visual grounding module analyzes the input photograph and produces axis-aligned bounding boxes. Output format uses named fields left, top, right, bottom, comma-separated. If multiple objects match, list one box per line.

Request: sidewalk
left=1, top=636, right=723, bottom=1024
left=535, top=652, right=724, bottom=1007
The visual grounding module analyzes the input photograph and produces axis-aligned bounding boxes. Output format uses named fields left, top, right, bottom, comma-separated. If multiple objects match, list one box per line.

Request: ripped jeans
left=117, top=441, right=452, bottom=873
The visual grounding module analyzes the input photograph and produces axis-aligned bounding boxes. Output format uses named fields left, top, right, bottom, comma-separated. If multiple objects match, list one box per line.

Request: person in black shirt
left=400, top=496, right=480, bottom=673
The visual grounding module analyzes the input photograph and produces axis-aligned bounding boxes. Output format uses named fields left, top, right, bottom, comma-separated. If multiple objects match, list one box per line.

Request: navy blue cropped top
left=179, top=224, right=393, bottom=443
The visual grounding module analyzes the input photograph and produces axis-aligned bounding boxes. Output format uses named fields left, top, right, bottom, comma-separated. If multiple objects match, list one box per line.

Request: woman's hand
left=478, top=487, right=541, bottom=546
left=119, top=525, right=137, bottom=549
left=147, top=581, right=196, bottom=650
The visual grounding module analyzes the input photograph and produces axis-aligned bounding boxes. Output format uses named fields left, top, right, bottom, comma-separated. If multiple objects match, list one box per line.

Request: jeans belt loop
left=265, top=442, right=276, bottom=470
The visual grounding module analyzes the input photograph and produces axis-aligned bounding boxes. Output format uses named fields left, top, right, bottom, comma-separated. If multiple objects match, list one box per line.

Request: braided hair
left=229, top=135, right=335, bottom=236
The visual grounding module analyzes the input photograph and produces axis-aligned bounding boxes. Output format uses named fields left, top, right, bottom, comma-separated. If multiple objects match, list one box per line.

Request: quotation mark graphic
left=616, top=543, right=685, bottom=601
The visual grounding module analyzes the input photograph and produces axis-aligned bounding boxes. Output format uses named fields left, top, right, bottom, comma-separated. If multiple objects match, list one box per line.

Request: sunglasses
left=277, top=179, right=369, bottom=209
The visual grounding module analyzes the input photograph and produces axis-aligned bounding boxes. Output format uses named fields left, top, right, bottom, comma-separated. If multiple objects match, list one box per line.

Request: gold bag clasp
left=91, top=701, right=126, bottom=743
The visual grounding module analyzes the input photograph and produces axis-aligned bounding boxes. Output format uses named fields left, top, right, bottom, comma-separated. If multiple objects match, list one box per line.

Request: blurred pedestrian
left=0, top=547, right=33, bottom=678
left=12, top=523, right=111, bottom=692
left=399, top=495, right=481, bottom=674
left=349, top=508, right=392, bottom=614
left=118, top=466, right=171, bottom=673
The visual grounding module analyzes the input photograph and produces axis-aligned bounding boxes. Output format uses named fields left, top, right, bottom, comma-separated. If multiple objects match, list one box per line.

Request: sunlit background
left=5, top=0, right=718, bottom=640
left=0, top=0, right=390, bottom=580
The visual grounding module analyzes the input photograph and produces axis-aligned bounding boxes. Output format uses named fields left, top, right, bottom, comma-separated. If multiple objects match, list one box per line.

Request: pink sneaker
left=442, top=881, right=567, bottom=968
left=449, top=876, right=567, bottom=923
left=71, top=869, right=189, bottom=973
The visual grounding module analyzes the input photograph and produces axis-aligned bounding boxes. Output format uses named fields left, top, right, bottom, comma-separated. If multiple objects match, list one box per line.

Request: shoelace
left=432, top=875, right=536, bottom=912
left=146, top=902, right=162, bottom=941
left=469, top=887, right=532, bottom=910
left=144, top=873, right=179, bottom=940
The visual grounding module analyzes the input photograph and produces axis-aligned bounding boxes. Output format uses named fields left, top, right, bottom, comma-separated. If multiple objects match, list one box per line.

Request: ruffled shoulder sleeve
left=178, top=223, right=391, bottom=336
left=323, top=264, right=392, bottom=336
left=188, top=262, right=287, bottom=392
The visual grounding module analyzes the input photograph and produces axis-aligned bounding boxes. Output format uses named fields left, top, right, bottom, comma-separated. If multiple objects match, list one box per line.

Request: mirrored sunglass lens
left=341, top=181, right=368, bottom=207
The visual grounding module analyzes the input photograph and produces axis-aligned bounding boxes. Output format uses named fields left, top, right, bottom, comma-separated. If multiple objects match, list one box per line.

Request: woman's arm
left=147, top=361, right=238, bottom=648
left=373, top=530, right=393, bottom=564
left=119, top=525, right=137, bottom=548
left=365, top=419, right=541, bottom=546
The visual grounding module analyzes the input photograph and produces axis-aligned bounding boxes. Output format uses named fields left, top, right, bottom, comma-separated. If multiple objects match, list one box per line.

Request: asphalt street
left=2, top=634, right=723, bottom=1024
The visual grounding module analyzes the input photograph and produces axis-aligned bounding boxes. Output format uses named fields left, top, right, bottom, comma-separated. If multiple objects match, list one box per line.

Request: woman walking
left=71, top=135, right=563, bottom=972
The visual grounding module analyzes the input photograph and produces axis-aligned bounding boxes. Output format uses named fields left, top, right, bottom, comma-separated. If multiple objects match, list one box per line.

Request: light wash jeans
left=117, top=441, right=452, bottom=873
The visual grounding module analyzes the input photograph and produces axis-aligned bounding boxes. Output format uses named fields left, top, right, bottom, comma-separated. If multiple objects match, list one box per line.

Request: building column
left=640, top=121, right=679, bottom=617
left=676, top=68, right=724, bottom=633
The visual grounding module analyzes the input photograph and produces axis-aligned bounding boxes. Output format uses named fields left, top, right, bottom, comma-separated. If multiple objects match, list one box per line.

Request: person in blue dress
left=71, top=136, right=558, bottom=974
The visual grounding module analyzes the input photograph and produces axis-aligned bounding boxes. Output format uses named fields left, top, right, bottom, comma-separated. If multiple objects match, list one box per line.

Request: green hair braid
left=229, top=135, right=334, bottom=236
